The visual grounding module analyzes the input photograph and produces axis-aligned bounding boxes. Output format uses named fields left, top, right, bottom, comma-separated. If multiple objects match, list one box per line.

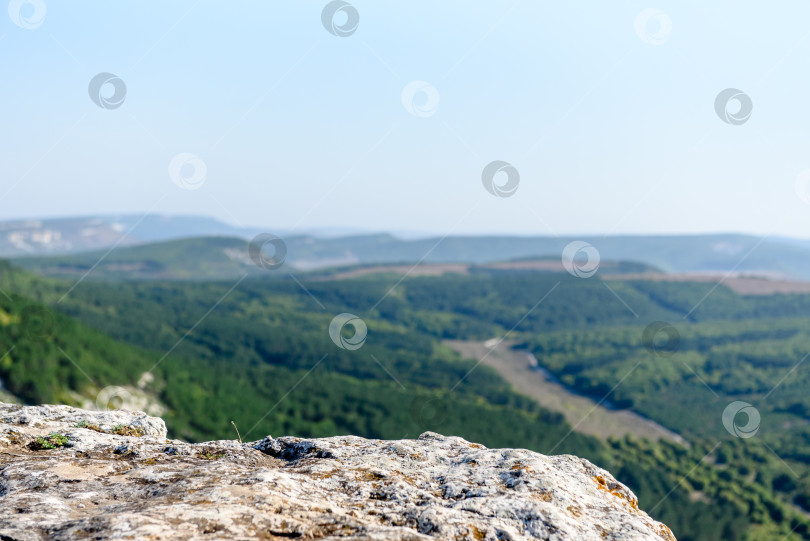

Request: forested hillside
left=2, top=260, right=810, bottom=539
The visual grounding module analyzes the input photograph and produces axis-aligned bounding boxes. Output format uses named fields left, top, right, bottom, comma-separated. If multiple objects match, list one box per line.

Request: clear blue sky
left=3, top=1, right=810, bottom=237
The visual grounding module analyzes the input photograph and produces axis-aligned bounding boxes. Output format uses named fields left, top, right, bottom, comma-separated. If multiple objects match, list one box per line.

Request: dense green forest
left=3, top=260, right=810, bottom=539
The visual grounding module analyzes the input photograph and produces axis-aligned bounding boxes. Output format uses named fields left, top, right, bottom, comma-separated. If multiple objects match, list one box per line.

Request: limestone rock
left=0, top=402, right=676, bottom=540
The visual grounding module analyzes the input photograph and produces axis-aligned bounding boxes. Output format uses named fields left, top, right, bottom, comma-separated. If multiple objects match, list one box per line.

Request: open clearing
left=445, top=339, right=686, bottom=445
left=605, top=273, right=810, bottom=295
left=313, top=262, right=810, bottom=296
left=312, top=260, right=585, bottom=281
left=310, top=263, right=471, bottom=281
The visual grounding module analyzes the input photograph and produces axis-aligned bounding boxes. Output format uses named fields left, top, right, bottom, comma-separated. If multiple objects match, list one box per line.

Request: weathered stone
left=0, top=402, right=676, bottom=540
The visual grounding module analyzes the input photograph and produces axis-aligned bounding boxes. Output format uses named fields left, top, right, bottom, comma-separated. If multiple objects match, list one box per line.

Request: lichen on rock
left=0, top=402, right=675, bottom=540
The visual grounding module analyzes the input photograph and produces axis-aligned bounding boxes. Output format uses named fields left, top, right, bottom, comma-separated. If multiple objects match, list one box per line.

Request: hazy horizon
left=6, top=211, right=810, bottom=241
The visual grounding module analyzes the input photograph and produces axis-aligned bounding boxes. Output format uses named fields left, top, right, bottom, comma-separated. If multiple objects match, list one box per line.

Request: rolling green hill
left=12, top=237, right=265, bottom=281
left=13, top=232, right=810, bottom=281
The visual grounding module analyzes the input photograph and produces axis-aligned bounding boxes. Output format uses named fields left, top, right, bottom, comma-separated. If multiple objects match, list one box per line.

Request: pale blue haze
left=2, top=1, right=810, bottom=237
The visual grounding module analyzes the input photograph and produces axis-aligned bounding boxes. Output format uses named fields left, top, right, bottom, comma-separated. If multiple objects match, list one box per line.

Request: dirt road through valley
left=445, top=339, right=686, bottom=445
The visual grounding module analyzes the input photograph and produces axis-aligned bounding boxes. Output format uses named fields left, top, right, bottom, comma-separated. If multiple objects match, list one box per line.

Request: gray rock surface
left=0, top=402, right=676, bottom=540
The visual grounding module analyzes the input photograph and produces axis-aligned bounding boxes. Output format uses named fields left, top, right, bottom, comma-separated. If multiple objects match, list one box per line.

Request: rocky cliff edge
left=0, top=402, right=676, bottom=540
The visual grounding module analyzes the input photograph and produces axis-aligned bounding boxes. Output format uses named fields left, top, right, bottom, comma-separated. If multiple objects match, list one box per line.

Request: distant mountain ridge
left=0, top=214, right=371, bottom=258
left=5, top=214, right=810, bottom=280
left=10, top=236, right=660, bottom=282
left=0, top=215, right=247, bottom=256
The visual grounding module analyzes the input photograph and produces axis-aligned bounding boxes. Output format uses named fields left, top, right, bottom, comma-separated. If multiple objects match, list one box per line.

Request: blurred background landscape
left=5, top=1, right=810, bottom=540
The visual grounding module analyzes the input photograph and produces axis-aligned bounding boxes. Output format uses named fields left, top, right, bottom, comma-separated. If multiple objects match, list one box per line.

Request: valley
left=444, top=339, right=685, bottom=444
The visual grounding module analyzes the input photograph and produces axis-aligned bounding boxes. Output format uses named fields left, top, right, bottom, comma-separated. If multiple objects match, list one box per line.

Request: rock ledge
left=0, top=402, right=676, bottom=540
